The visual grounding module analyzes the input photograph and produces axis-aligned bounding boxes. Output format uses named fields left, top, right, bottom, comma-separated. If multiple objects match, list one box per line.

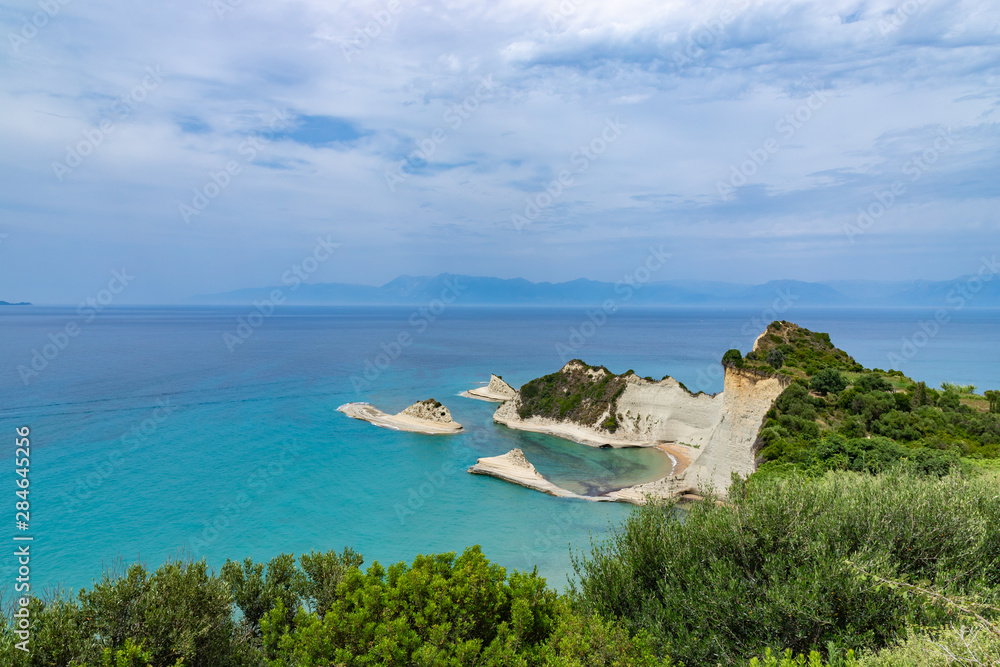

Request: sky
left=0, top=0, right=998, bottom=303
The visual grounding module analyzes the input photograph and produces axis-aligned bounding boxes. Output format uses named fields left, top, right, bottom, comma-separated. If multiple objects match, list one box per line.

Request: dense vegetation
left=516, top=360, right=630, bottom=432
left=726, top=321, right=1000, bottom=474
left=1, top=547, right=665, bottom=667
left=574, top=470, right=1000, bottom=667
left=732, top=321, right=861, bottom=378
left=5, top=470, right=1000, bottom=666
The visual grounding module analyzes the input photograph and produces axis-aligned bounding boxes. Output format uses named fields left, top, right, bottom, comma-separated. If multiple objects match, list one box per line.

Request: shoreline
left=459, top=389, right=510, bottom=402
left=493, top=415, right=663, bottom=448
left=468, top=449, right=610, bottom=502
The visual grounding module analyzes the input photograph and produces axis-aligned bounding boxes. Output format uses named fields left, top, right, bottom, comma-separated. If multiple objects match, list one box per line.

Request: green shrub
left=810, top=368, right=848, bottom=395
left=940, top=382, right=977, bottom=395
left=572, top=470, right=1000, bottom=667
left=854, top=374, right=893, bottom=393
left=723, top=349, right=744, bottom=367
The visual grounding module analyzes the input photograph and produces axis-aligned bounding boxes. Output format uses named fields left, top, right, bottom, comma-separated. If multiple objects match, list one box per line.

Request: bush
left=723, top=349, right=744, bottom=367
left=572, top=470, right=1000, bottom=667
left=810, top=368, right=848, bottom=395
left=854, top=374, right=893, bottom=393
left=262, top=546, right=669, bottom=666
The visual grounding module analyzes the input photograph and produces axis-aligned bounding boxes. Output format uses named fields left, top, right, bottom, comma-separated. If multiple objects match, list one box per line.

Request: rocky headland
left=462, top=374, right=517, bottom=402
left=467, top=448, right=595, bottom=499
left=487, top=338, right=792, bottom=500
left=338, top=399, right=463, bottom=434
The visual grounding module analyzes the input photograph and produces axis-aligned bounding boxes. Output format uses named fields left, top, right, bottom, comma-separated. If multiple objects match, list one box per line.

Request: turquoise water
left=0, top=306, right=998, bottom=594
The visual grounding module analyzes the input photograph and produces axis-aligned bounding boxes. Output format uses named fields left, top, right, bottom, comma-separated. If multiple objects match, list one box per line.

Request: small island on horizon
left=0, top=300, right=31, bottom=305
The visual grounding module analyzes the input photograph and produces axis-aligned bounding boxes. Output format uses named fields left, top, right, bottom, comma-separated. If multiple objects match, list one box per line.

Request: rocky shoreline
left=467, top=449, right=594, bottom=500
left=462, top=374, right=517, bottom=402
left=338, top=399, right=463, bottom=434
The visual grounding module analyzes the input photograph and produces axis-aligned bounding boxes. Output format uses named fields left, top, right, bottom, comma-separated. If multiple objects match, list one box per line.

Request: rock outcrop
left=401, top=399, right=456, bottom=423
left=338, top=400, right=463, bottom=434
left=490, top=359, right=789, bottom=500
left=493, top=361, right=721, bottom=448
left=468, top=449, right=599, bottom=500
left=464, top=374, right=518, bottom=402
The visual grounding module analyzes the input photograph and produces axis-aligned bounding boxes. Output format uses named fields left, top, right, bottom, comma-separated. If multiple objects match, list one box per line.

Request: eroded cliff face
left=608, top=375, right=722, bottom=448
left=682, top=366, right=789, bottom=490
left=493, top=362, right=718, bottom=447
left=494, top=361, right=789, bottom=497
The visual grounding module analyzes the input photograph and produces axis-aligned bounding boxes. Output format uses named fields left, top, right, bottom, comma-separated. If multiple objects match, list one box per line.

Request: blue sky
left=0, top=0, right=997, bottom=303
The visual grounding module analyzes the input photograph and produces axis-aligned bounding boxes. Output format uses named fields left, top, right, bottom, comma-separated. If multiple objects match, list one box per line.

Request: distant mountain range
left=0, top=300, right=31, bottom=306
left=191, top=273, right=1000, bottom=308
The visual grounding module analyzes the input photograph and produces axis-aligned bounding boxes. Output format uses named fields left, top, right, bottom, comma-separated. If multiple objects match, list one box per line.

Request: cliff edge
left=491, top=345, right=792, bottom=499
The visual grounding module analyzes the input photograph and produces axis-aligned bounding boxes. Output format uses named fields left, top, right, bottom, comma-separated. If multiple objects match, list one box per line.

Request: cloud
left=0, top=0, right=997, bottom=302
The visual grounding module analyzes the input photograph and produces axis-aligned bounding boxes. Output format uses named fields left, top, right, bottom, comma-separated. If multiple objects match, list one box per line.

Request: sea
left=1, top=305, right=998, bottom=596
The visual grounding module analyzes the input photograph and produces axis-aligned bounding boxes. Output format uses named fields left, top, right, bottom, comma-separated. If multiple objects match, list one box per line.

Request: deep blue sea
left=1, top=305, right=998, bottom=596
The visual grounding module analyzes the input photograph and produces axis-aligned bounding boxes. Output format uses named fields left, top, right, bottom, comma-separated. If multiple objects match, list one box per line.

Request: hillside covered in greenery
left=722, top=321, right=1000, bottom=475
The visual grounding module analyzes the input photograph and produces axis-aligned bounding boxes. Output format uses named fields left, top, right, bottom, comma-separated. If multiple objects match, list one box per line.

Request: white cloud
left=0, top=0, right=997, bottom=301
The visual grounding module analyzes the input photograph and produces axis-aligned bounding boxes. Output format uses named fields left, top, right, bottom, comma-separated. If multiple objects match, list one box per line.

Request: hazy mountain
left=191, top=273, right=1000, bottom=307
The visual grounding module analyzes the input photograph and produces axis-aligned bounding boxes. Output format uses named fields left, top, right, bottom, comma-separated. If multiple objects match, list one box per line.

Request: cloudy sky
left=1, top=0, right=998, bottom=303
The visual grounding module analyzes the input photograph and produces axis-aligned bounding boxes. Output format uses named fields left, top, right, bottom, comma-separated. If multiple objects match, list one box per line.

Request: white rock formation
left=463, top=374, right=518, bottom=402
left=492, top=362, right=721, bottom=448
left=468, top=449, right=601, bottom=500
left=492, top=362, right=789, bottom=500
left=338, top=400, right=463, bottom=434
left=401, top=399, right=456, bottom=423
